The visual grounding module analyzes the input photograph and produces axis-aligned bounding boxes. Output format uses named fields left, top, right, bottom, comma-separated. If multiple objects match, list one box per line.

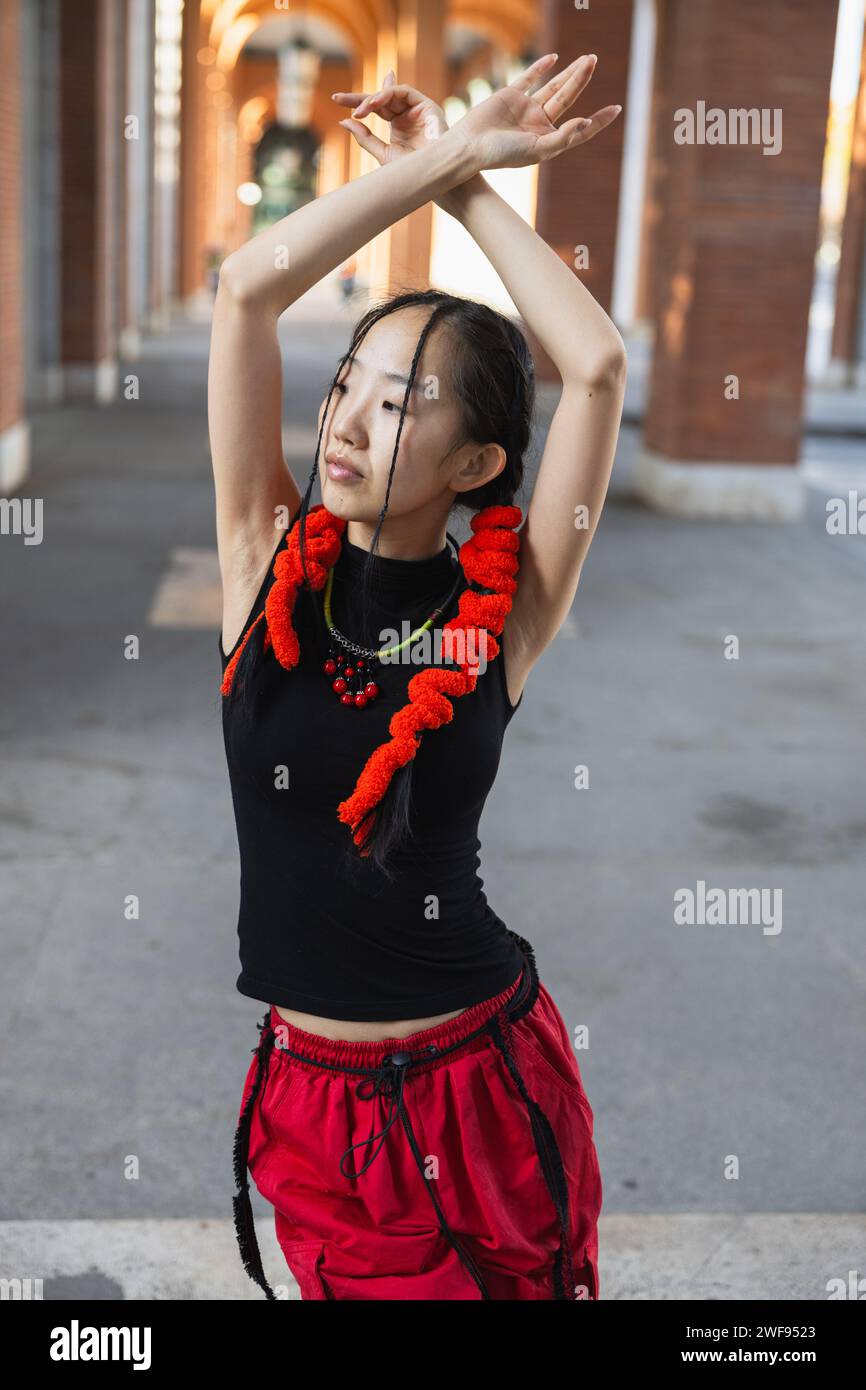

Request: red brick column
left=0, top=0, right=29, bottom=494
left=635, top=0, right=672, bottom=324
left=116, top=0, right=129, bottom=346
left=387, top=0, right=447, bottom=292
left=179, top=0, right=208, bottom=305
left=121, top=0, right=155, bottom=353
left=530, top=0, right=634, bottom=382
left=830, top=16, right=866, bottom=381
left=59, top=0, right=122, bottom=401
left=637, top=0, right=838, bottom=520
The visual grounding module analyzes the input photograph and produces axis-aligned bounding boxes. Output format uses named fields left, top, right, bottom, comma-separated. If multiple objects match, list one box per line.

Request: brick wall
left=59, top=0, right=101, bottom=364
left=644, top=0, right=837, bottom=466
left=831, top=18, right=866, bottom=367
left=530, top=0, right=634, bottom=382
left=0, top=0, right=24, bottom=434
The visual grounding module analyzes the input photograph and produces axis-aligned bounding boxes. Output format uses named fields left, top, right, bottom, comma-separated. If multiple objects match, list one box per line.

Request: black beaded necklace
left=320, top=534, right=464, bottom=709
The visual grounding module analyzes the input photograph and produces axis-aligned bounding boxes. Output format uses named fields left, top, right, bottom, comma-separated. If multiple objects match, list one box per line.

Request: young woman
left=210, top=53, right=626, bottom=1301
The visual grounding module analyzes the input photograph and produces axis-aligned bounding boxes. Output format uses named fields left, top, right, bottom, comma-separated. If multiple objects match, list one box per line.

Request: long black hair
left=228, top=287, right=534, bottom=878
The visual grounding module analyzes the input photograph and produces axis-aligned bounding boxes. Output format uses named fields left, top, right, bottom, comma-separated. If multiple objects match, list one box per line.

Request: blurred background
left=5, top=0, right=866, bottom=475
left=1, top=0, right=864, bottom=1302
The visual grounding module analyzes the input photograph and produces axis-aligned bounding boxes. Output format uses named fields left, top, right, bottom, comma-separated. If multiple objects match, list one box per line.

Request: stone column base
left=0, top=419, right=31, bottom=496
left=119, top=326, right=141, bottom=360
left=183, top=288, right=214, bottom=323
left=634, top=446, right=804, bottom=522
left=29, top=367, right=65, bottom=407
left=61, top=359, right=118, bottom=404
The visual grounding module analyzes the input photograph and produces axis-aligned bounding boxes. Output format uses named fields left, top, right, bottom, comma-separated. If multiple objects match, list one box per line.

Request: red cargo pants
left=232, top=932, right=603, bottom=1300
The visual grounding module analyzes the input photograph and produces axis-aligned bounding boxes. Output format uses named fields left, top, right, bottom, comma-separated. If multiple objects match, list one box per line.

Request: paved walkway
left=1, top=300, right=864, bottom=1300
left=4, top=1213, right=862, bottom=1300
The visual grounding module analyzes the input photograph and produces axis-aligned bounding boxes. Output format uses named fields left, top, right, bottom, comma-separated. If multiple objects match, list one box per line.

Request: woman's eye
left=332, top=382, right=401, bottom=413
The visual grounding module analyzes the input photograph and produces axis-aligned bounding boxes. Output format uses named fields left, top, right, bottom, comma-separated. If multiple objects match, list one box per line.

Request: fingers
left=534, top=104, right=622, bottom=159
left=330, top=73, right=395, bottom=107
left=342, top=82, right=426, bottom=119
left=331, top=93, right=369, bottom=107
left=509, top=52, right=559, bottom=94
left=533, top=54, right=589, bottom=105
left=570, top=104, right=623, bottom=142
left=336, top=116, right=389, bottom=163
left=332, top=90, right=392, bottom=119
left=352, top=89, right=402, bottom=118
left=535, top=53, right=597, bottom=121
left=534, top=117, right=591, bottom=159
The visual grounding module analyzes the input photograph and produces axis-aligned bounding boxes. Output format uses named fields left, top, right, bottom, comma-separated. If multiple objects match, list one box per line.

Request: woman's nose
left=333, top=403, right=368, bottom=443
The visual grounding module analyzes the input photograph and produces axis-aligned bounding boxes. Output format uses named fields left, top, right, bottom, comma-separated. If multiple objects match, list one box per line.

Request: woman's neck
left=346, top=516, right=448, bottom=562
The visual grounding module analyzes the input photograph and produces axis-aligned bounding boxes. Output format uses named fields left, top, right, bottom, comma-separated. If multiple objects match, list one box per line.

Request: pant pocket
left=279, top=1241, right=330, bottom=1301
left=244, top=1051, right=296, bottom=1192
left=280, top=1235, right=487, bottom=1302
left=573, top=1244, right=599, bottom=1300
left=510, top=1016, right=591, bottom=1115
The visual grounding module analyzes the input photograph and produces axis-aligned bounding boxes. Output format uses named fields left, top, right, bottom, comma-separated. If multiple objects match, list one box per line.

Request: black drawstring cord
left=339, top=1046, right=494, bottom=1297
left=232, top=1010, right=278, bottom=1300
left=396, top=1077, right=494, bottom=1299
left=339, top=1052, right=416, bottom=1179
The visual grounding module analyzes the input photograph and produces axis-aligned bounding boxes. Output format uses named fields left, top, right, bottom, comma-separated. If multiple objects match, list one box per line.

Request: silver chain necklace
left=320, top=535, right=465, bottom=708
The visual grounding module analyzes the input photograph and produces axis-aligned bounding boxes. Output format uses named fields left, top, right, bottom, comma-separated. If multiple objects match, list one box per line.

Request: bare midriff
left=272, top=1003, right=468, bottom=1042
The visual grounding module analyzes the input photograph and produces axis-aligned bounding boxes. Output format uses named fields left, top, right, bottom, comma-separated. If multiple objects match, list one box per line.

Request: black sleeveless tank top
left=219, top=515, right=525, bottom=1021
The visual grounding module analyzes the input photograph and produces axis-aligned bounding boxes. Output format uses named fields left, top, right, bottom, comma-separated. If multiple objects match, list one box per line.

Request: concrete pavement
left=1, top=302, right=864, bottom=1299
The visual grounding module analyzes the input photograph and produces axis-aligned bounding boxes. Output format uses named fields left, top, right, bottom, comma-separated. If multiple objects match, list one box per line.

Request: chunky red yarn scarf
left=221, top=502, right=522, bottom=853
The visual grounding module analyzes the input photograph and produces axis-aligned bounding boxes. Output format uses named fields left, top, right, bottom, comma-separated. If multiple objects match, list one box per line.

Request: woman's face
left=317, top=308, right=469, bottom=525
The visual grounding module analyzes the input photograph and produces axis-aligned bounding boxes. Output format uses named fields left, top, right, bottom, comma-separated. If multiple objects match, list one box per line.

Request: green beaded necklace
left=320, top=540, right=464, bottom=709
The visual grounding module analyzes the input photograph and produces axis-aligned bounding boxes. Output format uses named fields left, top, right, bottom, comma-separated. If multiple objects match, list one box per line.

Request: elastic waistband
left=266, top=931, right=538, bottom=1072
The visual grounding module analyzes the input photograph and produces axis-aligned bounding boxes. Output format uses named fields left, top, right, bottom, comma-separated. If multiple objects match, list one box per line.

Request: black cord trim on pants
left=500, top=929, right=540, bottom=1022
left=232, top=1009, right=279, bottom=1300
left=485, top=1013, right=576, bottom=1300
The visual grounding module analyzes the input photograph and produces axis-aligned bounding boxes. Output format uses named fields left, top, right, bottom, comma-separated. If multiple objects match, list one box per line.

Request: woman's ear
left=449, top=441, right=507, bottom=496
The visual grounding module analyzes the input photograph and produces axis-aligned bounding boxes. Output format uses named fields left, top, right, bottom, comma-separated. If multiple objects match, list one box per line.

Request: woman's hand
left=451, top=53, right=621, bottom=170
left=332, top=73, right=468, bottom=213
left=331, top=54, right=621, bottom=178
left=331, top=70, right=448, bottom=164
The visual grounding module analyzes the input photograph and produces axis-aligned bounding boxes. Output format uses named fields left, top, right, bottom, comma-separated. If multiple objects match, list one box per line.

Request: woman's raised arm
left=209, top=126, right=478, bottom=654
left=209, top=52, right=590, bottom=655
left=333, top=54, right=626, bottom=706
left=437, top=168, right=627, bottom=692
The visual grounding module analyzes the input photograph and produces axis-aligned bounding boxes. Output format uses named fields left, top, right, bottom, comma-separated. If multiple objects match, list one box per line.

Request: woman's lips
left=326, top=454, right=364, bottom=482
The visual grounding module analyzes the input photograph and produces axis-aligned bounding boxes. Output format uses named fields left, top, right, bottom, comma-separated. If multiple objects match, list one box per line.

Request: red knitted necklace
left=320, top=532, right=465, bottom=710
left=221, top=501, right=522, bottom=854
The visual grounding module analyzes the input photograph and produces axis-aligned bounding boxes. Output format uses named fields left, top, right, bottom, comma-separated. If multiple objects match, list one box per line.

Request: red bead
left=354, top=692, right=368, bottom=708
left=340, top=692, right=354, bottom=706
left=344, top=666, right=355, bottom=678
left=333, top=677, right=347, bottom=693
left=357, top=660, right=365, bottom=669
left=364, top=682, right=379, bottom=699
left=323, top=659, right=337, bottom=675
